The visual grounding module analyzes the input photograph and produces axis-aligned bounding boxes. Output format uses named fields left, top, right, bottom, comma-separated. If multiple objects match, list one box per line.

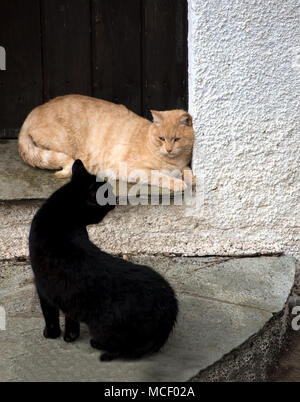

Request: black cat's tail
left=121, top=318, right=178, bottom=361
left=100, top=351, right=121, bottom=362
left=100, top=336, right=166, bottom=362
left=99, top=296, right=178, bottom=362
left=125, top=297, right=178, bottom=360
left=99, top=328, right=175, bottom=362
left=134, top=332, right=172, bottom=358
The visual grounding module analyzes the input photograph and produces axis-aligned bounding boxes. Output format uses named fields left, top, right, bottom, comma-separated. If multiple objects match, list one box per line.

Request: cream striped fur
left=18, top=95, right=195, bottom=190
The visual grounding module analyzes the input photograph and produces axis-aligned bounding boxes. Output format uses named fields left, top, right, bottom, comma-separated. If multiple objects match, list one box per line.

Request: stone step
left=0, top=140, right=181, bottom=201
left=0, top=255, right=295, bottom=382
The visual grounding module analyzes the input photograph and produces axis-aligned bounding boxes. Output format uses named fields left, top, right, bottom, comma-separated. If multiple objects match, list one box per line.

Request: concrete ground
left=0, top=255, right=295, bottom=382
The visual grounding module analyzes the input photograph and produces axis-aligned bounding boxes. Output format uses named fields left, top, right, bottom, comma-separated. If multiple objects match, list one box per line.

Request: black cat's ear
left=71, top=160, right=91, bottom=182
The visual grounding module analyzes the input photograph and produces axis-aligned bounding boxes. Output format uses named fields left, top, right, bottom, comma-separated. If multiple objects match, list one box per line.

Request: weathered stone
left=0, top=140, right=67, bottom=200
left=0, top=256, right=295, bottom=382
left=131, top=255, right=296, bottom=312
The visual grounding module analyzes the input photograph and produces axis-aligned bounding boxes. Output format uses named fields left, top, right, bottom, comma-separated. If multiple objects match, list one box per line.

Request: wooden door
left=0, top=0, right=188, bottom=138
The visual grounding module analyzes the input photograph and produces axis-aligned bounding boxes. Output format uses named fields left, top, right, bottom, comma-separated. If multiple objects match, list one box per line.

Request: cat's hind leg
left=64, top=316, right=80, bottom=343
left=38, top=293, right=61, bottom=339
left=89, top=323, right=122, bottom=362
left=18, top=127, right=74, bottom=178
left=90, top=339, right=121, bottom=362
left=54, top=160, right=74, bottom=178
left=181, top=166, right=196, bottom=186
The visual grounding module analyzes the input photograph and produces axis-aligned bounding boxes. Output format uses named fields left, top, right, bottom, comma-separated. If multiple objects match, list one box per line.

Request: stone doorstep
left=0, top=255, right=296, bottom=382
left=0, top=140, right=192, bottom=201
left=0, top=140, right=66, bottom=200
left=0, top=140, right=283, bottom=262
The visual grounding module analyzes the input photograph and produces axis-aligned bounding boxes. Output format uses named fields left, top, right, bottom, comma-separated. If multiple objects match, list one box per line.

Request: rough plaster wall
left=188, top=0, right=300, bottom=260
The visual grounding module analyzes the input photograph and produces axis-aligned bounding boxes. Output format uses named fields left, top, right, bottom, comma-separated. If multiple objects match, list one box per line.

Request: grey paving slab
left=0, top=140, right=176, bottom=201
left=0, top=297, right=271, bottom=382
left=0, top=256, right=295, bottom=382
left=131, top=255, right=296, bottom=313
left=0, top=140, right=67, bottom=200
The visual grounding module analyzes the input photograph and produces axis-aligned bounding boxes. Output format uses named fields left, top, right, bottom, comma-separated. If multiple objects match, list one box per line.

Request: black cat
left=29, top=160, right=178, bottom=361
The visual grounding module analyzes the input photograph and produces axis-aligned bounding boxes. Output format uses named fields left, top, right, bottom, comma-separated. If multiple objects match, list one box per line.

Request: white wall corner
left=187, top=0, right=300, bottom=260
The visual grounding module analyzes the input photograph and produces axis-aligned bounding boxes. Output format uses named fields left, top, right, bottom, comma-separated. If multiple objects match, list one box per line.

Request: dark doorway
left=0, top=0, right=188, bottom=139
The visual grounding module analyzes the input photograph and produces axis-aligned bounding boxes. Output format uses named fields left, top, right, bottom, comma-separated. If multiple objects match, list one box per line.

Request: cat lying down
left=29, top=160, right=178, bottom=362
left=19, top=95, right=195, bottom=192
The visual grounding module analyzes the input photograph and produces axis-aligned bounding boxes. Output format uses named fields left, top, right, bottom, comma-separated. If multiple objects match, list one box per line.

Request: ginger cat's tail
left=18, top=126, right=74, bottom=178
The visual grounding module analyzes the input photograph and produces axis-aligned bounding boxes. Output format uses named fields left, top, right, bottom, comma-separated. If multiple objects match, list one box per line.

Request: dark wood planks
left=41, top=0, right=92, bottom=100
left=91, top=0, right=142, bottom=115
left=0, top=0, right=43, bottom=138
left=142, top=0, right=188, bottom=119
left=0, top=0, right=188, bottom=138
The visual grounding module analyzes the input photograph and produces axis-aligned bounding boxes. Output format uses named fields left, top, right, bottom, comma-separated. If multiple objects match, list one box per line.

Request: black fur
left=29, top=160, right=178, bottom=361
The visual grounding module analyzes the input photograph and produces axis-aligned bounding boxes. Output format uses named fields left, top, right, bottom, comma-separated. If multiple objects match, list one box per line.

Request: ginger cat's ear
left=179, top=113, right=193, bottom=127
left=150, top=110, right=164, bottom=125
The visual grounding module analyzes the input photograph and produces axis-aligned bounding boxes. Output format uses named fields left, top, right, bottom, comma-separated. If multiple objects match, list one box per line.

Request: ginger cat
left=18, top=95, right=195, bottom=191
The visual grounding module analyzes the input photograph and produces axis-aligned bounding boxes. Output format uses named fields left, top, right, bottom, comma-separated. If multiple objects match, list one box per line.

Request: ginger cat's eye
left=174, top=138, right=180, bottom=142
left=159, top=137, right=165, bottom=141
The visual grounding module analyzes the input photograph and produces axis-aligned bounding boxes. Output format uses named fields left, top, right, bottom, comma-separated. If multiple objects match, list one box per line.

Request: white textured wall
left=188, top=0, right=300, bottom=259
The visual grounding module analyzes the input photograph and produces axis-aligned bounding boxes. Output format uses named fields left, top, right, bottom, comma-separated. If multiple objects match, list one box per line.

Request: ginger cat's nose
left=166, top=149, right=172, bottom=153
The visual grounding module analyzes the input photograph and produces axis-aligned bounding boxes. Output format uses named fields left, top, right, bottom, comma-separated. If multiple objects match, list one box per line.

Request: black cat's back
left=29, top=160, right=178, bottom=361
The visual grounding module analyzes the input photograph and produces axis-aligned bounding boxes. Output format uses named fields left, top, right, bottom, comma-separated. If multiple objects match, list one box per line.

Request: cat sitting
left=29, top=160, right=178, bottom=361
left=19, top=95, right=195, bottom=192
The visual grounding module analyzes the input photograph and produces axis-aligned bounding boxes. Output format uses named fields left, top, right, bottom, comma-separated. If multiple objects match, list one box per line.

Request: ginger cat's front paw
left=182, top=168, right=196, bottom=186
left=184, top=173, right=196, bottom=186
left=169, top=179, right=187, bottom=192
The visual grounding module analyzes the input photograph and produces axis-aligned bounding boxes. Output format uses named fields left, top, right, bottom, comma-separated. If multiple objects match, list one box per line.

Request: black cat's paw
left=90, top=339, right=102, bottom=350
left=64, top=331, right=80, bottom=343
left=43, top=326, right=61, bottom=339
